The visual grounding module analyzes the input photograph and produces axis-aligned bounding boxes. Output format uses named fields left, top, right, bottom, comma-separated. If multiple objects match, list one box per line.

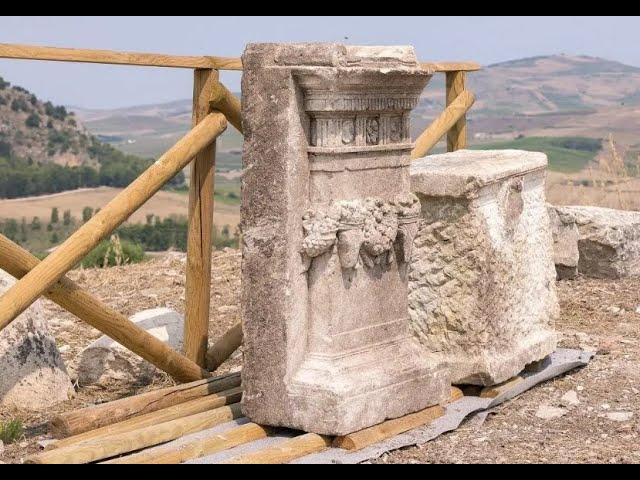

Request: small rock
left=635, top=305, right=640, bottom=314
left=577, top=385, right=585, bottom=392
left=604, top=412, right=634, bottom=422
left=217, top=305, right=238, bottom=314
left=560, top=390, right=580, bottom=407
left=0, top=439, right=4, bottom=454
left=37, top=439, right=56, bottom=450
left=607, top=306, right=622, bottom=315
left=601, top=403, right=611, bottom=410
left=18, top=441, right=28, bottom=448
left=536, top=405, right=567, bottom=420
left=58, top=345, right=71, bottom=354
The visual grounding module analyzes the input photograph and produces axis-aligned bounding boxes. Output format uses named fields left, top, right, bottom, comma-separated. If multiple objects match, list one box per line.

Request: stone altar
left=240, top=43, right=449, bottom=436
left=409, top=150, right=559, bottom=386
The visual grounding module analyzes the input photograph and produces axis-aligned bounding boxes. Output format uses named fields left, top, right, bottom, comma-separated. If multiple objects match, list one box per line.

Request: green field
left=470, top=136, right=602, bottom=173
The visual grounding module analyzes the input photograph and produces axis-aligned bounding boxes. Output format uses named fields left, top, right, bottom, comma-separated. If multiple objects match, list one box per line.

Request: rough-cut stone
left=77, top=308, right=183, bottom=385
left=553, top=205, right=640, bottom=279
left=409, top=150, right=559, bottom=386
left=241, top=43, right=448, bottom=436
left=547, top=205, right=580, bottom=279
left=0, top=269, right=74, bottom=410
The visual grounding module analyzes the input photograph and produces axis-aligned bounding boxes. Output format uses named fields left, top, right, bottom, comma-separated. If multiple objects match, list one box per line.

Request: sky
left=0, top=16, right=638, bottom=109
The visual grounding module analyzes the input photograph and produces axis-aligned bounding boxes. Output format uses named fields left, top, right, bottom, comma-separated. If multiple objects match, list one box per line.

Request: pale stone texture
left=553, top=205, right=640, bottom=279
left=241, top=43, right=448, bottom=436
left=0, top=269, right=74, bottom=410
left=409, top=150, right=559, bottom=386
left=77, top=308, right=183, bottom=385
left=547, top=205, right=580, bottom=279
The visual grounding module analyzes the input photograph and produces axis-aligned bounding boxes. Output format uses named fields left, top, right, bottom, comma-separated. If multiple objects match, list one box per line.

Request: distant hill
left=0, top=75, right=184, bottom=199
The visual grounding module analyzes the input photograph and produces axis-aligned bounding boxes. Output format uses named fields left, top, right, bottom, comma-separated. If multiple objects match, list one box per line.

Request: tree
left=31, top=216, right=41, bottom=231
left=50, top=232, right=59, bottom=244
left=3, top=219, right=19, bottom=241
left=25, top=113, right=41, bottom=128
left=20, top=217, right=27, bottom=243
left=82, top=207, right=93, bottom=222
left=50, top=207, right=59, bottom=224
left=146, top=214, right=154, bottom=226
left=63, top=209, right=72, bottom=226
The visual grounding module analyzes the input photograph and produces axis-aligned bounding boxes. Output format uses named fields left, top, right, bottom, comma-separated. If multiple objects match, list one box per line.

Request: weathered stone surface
left=241, top=43, right=448, bottom=436
left=409, top=150, right=559, bottom=386
left=77, top=308, right=183, bottom=385
left=0, top=269, right=74, bottom=410
left=547, top=205, right=580, bottom=279
left=553, top=205, right=640, bottom=279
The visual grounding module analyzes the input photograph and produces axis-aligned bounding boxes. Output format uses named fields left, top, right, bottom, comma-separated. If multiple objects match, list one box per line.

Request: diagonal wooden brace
left=0, top=234, right=209, bottom=383
left=0, top=112, right=227, bottom=331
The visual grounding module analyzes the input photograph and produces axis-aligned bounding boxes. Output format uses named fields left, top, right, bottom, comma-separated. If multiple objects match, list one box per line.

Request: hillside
left=0, top=75, right=184, bottom=199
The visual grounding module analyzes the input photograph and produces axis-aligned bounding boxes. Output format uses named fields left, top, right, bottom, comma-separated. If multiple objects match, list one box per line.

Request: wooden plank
left=0, top=43, right=242, bottom=70
left=450, top=386, right=465, bottom=403
left=333, top=404, right=444, bottom=451
left=0, top=112, right=227, bottom=332
left=411, top=90, right=476, bottom=160
left=209, top=81, right=243, bottom=133
left=51, top=386, right=242, bottom=450
left=206, top=322, right=243, bottom=371
left=184, top=69, right=218, bottom=367
left=221, top=433, right=332, bottom=464
left=27, top=404, right=243, bottom=464
left=0, top=234, right=208, bottom=384
left=479, top=376, right=525, bottom=399
left=422, top=61, right=481, bottom=73
left=104, top=422, right=270, bottom=464
left=50, top=371, right=240, bottom=438
left=446, top=71, right=467, bottom=151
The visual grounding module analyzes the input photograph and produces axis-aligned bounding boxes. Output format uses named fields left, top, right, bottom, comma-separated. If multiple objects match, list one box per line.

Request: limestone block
left=409, top=150, right=559, bottom=386
left=241, top=43, right=449, bottom=436
left=554, top=205, right=640, bottom=279
left=547, top=205, right=580, bottom=279
left=0, top=269, right=74, bottom=410
left=77, top=308, right=183, bottom=386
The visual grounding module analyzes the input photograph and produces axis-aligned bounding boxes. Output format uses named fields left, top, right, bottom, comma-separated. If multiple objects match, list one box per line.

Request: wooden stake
left=446, top=71, right=467, bottom=152
left=221, top=433, right=332, bottom=464
left=184, top=69, right=218, bottom=367
left=411, top=90, right=475, bottom=160
left=0, top=234, right=208, bottom=384
left=104, top=422, right=270, bottom=464
left=206, top=322, right=243, bottom=371
left=27, top=404, right=243, bottom=464
left=209, top=81, right=243, bottom=134
left=52, top=386, right=242, bottom=450
left=50, top=372, right=240, bottom=438
left=0, top=112, right=227, bottom=332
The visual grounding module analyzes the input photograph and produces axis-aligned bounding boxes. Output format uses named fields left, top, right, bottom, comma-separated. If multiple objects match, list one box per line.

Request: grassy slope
left=470, top=136, right=600, bottom=173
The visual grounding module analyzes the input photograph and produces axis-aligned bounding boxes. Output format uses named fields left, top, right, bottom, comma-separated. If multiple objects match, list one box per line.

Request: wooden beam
left=209, top=81, right=243, bottom=134
left=104, top=423, right=270, bottom=464
left=184, top=69, right=218, bottom=367
left=0, top=43, right=242, bottom=70
left=480, top=376, right=524, bottom=399
left=422, top=61, right=481, bottom=73
left=27, top=404, right=243, bottom=464
left=50, top=372, right=240, bottom=438
left=0, top=112, right=227, bottom=332
left=0, top=234, right=208, bottom=385
left=446, top=71, right=467, bottom=151
left=51, top=386, right=242, bottom=450
left=411, top=90, right=476, bottom=160
left=221, top=433, right=332, bottom=464
left=206, top=322, right=243, bottom=372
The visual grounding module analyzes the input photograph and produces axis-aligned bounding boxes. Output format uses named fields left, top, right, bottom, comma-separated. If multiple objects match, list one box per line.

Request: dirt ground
left=1, top=250, right=639, bottom=464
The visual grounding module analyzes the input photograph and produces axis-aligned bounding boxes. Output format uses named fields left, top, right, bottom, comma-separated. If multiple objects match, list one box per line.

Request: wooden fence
left=0, top=43, right=479, bottom=382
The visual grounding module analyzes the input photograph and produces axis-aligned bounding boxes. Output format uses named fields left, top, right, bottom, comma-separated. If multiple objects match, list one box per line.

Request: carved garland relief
left=302, top=193, right=421, bottom=270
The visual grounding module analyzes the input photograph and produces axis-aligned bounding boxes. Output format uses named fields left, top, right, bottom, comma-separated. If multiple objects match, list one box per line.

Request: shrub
left=0, top=419, right=23, bottom=444
left=31, top=216, right=41, bottom=231
left=50, top=207, right=59, bottom=224
left=63, top=209, right=72, bottom=226
left=0, top=140, right=11, bottom=158
left=0, top=76, right=9, bottom=90
left=25, top=113, right=41, bottom=128
left=82, top=207, right=94, bottom=222
left=0, top=95, right=6, bottom=106
left=11, top=98, right=29, bottom=113
left=81, top=235, right=145, bottom=268
left=44, top=101, right=68, bottom=121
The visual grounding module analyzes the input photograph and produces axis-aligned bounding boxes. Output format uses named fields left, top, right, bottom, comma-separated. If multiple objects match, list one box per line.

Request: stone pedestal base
left=409, top=150, right=559, bottom=386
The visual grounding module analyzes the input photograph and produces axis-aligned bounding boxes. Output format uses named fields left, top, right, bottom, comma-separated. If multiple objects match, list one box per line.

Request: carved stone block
left=409, top=150, right=559, bottom=386
left=241, top=43, right=449, bottom=436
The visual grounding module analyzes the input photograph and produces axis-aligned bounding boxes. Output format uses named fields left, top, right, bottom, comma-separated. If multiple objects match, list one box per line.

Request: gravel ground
left=1, top=251, right=638, bottom=464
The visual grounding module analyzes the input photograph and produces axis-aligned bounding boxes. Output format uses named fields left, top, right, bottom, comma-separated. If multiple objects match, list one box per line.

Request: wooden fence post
left=184, top=69, right=218, bottom=367
left=446, top=71, right=467, bottom=151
